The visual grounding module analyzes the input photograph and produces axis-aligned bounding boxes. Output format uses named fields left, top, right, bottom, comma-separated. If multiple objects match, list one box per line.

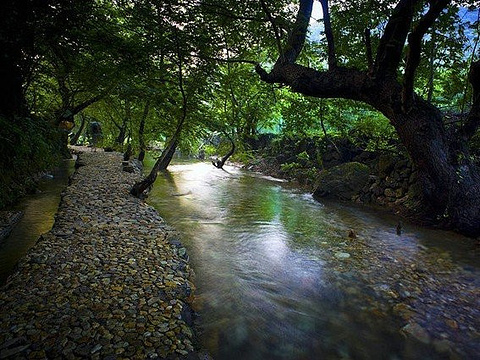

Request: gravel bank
left=0, top=150, right=199, bottom=359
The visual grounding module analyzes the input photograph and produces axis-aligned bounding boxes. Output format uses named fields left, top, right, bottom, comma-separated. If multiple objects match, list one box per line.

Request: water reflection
left=147, top=161, right=479, bottom=360
left=0, top=160, right=74, bottom=284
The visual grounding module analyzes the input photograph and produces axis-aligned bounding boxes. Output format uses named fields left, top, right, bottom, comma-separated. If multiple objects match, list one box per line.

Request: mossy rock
left=313, top=162, right=370, bottom=200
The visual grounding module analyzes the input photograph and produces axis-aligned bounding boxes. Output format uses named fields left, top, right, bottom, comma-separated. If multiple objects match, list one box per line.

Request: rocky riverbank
left=0, top=149, right=201, bottom=359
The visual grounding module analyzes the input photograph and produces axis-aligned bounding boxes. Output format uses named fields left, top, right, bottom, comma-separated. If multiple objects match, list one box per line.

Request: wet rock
left=401, top=322, right=431, bottom=344
left=334, top=252, right=351, bottom=260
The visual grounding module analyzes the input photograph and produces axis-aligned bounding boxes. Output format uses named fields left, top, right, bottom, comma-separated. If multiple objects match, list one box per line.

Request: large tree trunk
left=258, top=65, right=480, bottom=237
left=391, top=100, right=480, bottom=237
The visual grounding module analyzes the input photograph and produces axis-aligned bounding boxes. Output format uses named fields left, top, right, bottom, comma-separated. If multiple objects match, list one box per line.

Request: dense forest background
left=0, top=0, right=479, bottom=236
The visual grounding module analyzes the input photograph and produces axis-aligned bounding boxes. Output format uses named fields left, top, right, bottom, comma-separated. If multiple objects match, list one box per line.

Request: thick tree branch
left=402, top=0, right=450, bottom=111
left=319, top=0, right=336, bottom=69
left=257, top=62, right=374, bottom=104
left=280, top=0, right=313, bottom=64
left=56, top=95, right=103, bottom=124
left=71, top=95, right=103, bottom=117
left=374, top=0, right=420, bottom=77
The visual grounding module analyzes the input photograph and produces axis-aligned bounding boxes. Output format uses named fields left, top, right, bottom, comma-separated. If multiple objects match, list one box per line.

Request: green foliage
left=297, top=151, right=310, bottom=162
left=0, top=116, right=62, bottom=208
left=280, top=162, right=302, bottom=173
left=2, top=0, right=478, bottom=194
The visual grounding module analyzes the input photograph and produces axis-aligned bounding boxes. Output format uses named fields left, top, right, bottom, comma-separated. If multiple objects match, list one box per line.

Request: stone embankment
left=0, top=149, right=200, bottom=359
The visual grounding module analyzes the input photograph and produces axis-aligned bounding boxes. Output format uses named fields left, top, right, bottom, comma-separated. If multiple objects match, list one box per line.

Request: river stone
left=335, top=252, right=351, bottom=260
left=401, top=322, right=431, bottom=344
left=313, top=162, right=370, bottom=200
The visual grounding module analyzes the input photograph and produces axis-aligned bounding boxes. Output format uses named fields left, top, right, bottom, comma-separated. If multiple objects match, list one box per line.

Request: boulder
left=313, top=162, right=370, bottom=200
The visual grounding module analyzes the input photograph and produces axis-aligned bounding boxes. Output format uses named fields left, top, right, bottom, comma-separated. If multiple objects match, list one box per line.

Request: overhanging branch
left=192, top=53, right=257, bottom=65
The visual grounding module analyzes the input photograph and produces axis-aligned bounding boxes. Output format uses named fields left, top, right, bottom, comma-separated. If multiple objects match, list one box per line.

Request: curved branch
left=374, top=0, right=420, bottom=78
left=402, top=0, right=450, bottom=111
left=212, top=134, right=235, bottom=169
left=191, top=53, right=258, bottom=65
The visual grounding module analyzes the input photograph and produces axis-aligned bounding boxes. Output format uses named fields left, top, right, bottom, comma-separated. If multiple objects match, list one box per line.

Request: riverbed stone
left=401, top=322, right=431, bottom=344
left=0, top=147, right=198, bottom=359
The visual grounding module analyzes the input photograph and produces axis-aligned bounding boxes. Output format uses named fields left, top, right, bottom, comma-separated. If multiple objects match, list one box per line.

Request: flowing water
left=0, top=159, right=74, bottom=284
left=147, top=161, right=479, bottom=360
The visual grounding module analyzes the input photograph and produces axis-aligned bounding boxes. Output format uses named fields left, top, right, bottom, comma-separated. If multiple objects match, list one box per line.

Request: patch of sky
left=308, top=0, right=324, bottom=43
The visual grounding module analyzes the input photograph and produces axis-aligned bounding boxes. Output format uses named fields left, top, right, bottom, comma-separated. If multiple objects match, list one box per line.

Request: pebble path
left=0, top=149, right=199, bottom=359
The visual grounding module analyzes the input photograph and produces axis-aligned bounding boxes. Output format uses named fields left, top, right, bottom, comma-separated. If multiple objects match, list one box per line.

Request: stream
left=147, top=161, right=480, bottom=360
left=0, top=159, right=74, bottom=284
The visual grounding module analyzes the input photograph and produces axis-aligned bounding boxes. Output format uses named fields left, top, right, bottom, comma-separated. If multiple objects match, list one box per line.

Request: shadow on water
left=146, top=160, right=479, bottom=360
left=0, top=159, right=74, bottom=284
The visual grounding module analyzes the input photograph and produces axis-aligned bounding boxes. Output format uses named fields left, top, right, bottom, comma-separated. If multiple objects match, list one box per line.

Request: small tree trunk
left=116, top=120, right=127, bottom=147
left=131, top=30, right=188, bottom=198
left=138, top=100, right=150, bottom=162
left=130, top=136, right=178, bottom=197
left=212, top=135, right=235, bottom=169
left=123, top=143, right=132, bottom=161
left=70, top=114, right=86, bottom=145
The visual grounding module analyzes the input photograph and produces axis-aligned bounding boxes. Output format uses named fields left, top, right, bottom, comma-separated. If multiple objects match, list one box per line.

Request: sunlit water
left=148, top=161, right=479, bottom=360
left=0, top=160, right=74, bottom=284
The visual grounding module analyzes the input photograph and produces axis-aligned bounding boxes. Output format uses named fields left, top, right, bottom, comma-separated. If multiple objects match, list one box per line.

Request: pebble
left=0, top=149, right=198, bottom=359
